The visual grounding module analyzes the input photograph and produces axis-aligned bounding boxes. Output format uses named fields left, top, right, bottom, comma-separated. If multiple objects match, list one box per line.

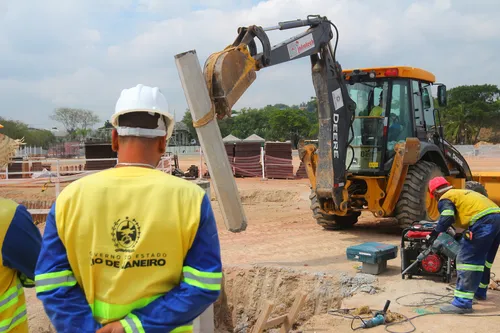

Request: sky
left=1, top=0, right=499, bottom=130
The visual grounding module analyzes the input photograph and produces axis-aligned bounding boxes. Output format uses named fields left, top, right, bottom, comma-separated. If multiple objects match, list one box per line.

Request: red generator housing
left=400, top=222, right=455, bottom=283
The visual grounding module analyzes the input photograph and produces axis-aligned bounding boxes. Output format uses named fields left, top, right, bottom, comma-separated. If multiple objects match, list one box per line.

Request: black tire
left=466, top=180, right=488, bottom=197
left=395, top=160, right=443, bottom=228
left=309, top=190, right=360, bottom=230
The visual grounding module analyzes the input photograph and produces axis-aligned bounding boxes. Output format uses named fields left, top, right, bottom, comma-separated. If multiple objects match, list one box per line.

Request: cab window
left=422, top=84, right=436, bottom=130
left=387, top=80, right=413, bottom=152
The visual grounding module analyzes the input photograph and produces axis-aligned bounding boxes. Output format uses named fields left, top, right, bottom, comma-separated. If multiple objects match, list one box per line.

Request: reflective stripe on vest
left=182, top=266, right=222, bottom=291
left=0, top=283, right=22, bottom=313
left=456, top=264, right=484, bottom=272
left=35, top=270, right=77, bottom=294
left=0, top=303, right=27, bottom=333
left=90, top=295, right=161, bottom=322
left=170, top=323, right=194, bottom=333
left=439, top=189, right=500, bottom=228
left=120, top=313, right=144, bottom=333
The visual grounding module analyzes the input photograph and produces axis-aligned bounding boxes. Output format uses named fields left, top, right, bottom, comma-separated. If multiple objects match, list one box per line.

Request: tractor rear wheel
left=466, top=180, right=488, bottom=197
left=309, top=190, right=360, bottom=230
left=395, top=160, right=443, bottom=228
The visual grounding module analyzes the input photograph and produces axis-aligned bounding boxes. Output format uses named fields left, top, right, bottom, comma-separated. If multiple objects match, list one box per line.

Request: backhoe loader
left=202, top=15, right=493, bottom=230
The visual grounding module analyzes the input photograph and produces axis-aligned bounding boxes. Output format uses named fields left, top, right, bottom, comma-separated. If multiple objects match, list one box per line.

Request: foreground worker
left=428, top=177, right=500, bottom=314
left=35, top=84, right=222, bottom=332
left=1, top=125, right=43, bottom=332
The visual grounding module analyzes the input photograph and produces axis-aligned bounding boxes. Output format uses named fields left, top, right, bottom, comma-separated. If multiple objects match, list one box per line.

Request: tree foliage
left=50, top=107, right=100, bottom=139
left=181, top=100, right=318, bottom=147
left=441, top=84, right=500, bottom=144
left=0, top=117, right=56, bottom=149
left=182, top=109, right=236, bottom=143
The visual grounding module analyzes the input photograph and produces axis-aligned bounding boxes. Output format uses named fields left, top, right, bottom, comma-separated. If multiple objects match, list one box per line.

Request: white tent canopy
left=243, top=134, right=265, bottom=143
left=222, top=134, right=242, bottom=143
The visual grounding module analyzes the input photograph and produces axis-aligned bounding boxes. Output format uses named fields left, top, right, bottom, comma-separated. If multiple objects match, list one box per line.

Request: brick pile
left=264, top=142, right=294, bottom=179
left=233, top=142, right=262, bottom=177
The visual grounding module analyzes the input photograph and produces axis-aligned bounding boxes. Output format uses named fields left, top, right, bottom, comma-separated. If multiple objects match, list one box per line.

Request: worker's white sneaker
left=440, top=304, right=473, bottom=314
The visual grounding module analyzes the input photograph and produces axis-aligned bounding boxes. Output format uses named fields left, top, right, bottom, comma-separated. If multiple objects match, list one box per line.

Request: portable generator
left=400, top=221, right=460, bottom=283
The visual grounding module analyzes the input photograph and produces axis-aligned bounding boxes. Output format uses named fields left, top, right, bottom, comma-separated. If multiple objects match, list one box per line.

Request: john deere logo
left=112, top=217, right=141, bottom=252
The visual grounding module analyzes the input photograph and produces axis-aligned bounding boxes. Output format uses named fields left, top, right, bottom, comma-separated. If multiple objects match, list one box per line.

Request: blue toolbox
left=346, top=242, right=398, bottom=275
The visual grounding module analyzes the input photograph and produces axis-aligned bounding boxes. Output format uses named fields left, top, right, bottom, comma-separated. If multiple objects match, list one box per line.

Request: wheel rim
left=425, top=190, right=440, bottom=220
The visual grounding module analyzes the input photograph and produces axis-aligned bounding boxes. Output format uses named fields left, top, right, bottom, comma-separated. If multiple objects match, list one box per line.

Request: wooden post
left=174, top=50, right=247, bottom=232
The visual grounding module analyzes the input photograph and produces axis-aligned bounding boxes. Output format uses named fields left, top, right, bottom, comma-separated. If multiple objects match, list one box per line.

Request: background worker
left=369, top=91, right=385, bottom=116
left=34, top=84, right=222, bottom=332
left=0, top=123, right=43, bottom=332
left=428, top=176, right=500, bottom=314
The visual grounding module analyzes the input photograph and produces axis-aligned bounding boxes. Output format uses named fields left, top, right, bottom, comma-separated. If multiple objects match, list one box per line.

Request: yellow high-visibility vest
left=0, top=198, right=28, bottom=333
left=37, top=167, right=208, bottom=326
left=440, top=189, right=500, bottom=229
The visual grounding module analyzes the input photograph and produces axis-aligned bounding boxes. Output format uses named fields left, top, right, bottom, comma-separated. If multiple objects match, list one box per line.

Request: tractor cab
left=343, top=66, right=447, bottom=175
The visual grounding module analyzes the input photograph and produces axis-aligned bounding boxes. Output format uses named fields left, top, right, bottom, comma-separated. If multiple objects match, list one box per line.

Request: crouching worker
left=34, top=84, right=222, bottom=332
left=1, top=124, right=43, bottom=333
left=428, top=177, right=500, bottom=314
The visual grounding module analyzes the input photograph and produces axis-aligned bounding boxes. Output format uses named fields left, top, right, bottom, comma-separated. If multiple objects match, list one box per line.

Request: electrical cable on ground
left=327, top=291, right=500, bottom=333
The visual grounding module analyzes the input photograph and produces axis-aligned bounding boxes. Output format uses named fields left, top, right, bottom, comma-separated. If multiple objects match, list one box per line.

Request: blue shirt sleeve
left=1, top=203, right=42, bottom=283
left=435, top=199, right=456, bottom=233
left=120, top=193, right=222, bottom=333
left=34, top=203, right=102, bottom=332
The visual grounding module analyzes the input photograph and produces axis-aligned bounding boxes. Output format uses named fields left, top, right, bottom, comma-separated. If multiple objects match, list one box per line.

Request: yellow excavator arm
left=202, top=15, right=357, bottom=212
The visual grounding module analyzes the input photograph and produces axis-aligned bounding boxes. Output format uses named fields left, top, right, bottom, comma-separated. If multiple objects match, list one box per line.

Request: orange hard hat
left=0, top=123, right=3, bottom=129
left=429, top=177, right=450, bottom=198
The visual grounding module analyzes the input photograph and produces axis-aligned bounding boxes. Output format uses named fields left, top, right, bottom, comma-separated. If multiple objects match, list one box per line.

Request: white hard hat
left=111, top=84, right=175, bottom=139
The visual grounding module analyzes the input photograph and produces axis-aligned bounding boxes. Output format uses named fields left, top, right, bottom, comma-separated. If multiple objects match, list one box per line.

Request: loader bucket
left=204, top=46, right=258, bottom=119
left=472, top=171, right=500, bottom=205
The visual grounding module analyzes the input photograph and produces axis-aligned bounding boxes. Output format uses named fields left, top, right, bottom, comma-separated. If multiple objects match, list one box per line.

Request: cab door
left=411, top=80, right=427, bottom=140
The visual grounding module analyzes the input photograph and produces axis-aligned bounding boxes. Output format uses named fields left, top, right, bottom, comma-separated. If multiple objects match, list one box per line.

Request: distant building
left=172, top=122, right=191, bottom=146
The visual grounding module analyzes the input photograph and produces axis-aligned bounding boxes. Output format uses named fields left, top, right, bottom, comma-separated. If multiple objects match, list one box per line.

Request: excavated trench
left=214, top=265, right=379, bottom=332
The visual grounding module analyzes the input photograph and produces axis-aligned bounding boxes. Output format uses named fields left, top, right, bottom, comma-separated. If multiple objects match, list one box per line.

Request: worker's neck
left=117, top=150, right=159, bottom=168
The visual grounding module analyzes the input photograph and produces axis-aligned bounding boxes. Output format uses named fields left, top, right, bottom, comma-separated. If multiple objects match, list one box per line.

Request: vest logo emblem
left=112, top=217, right=141, bottom=252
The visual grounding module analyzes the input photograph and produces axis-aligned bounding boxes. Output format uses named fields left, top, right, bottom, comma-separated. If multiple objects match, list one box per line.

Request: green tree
left=182, top=110, right=198, bottom=142
left=0, top=117, right=56, bottom=149
left=441, top=84, right=500, bottom=144
left=182, top=109, right=236, bottom=142
left=267, top=108, right=311, bottom=147
left=230, top=107, right=271, bottom=139
left=50, top=107, right=100, bottom=139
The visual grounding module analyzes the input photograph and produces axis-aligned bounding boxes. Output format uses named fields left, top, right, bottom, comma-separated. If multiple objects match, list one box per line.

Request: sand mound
left=238, top=189, right=301, bottom=204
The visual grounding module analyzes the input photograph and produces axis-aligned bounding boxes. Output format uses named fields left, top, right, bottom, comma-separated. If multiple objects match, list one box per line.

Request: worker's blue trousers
left=452, top=213, right=500, bottom=309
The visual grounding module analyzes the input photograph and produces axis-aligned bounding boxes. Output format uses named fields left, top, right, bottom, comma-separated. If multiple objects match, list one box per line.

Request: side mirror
left=437, top=85, right=447, bottom=107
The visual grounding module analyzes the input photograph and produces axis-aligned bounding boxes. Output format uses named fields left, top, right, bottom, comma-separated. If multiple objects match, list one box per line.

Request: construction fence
left=0, top=156, right=174, bottom=221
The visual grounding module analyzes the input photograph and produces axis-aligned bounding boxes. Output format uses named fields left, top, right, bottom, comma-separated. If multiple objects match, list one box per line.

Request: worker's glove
left=18, top=272, right=35, bottom=288
left=426, top=229, right=439, bottom=244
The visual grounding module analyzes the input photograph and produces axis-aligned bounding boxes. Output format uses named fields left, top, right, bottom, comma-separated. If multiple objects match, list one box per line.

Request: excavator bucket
left=204, top=45, right=258, bottom=119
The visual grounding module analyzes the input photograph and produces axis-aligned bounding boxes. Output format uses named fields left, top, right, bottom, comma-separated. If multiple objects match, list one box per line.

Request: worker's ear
left=111, top=129, right=119, bottom=152
left=158, top=136, right=167, bottom=155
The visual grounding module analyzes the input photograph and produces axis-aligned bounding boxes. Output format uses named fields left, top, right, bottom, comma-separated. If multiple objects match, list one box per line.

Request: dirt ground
left=1, top=153, right=499, bottom=332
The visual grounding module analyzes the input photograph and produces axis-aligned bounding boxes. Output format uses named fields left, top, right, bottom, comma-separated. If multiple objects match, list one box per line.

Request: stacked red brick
left=233, top=142, right=262, bottom=177
left=264, top=142, right=294, bottom=179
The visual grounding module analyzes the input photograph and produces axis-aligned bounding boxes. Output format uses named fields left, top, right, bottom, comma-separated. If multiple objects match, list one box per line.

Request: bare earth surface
left=1, top=154, right=499, bottom=332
